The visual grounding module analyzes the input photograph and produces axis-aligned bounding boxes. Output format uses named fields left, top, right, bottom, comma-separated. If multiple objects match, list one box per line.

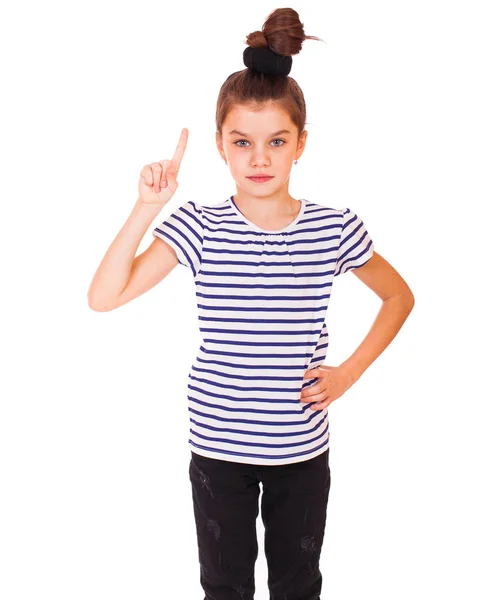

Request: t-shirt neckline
left=228, top=196, right=306, bottom=234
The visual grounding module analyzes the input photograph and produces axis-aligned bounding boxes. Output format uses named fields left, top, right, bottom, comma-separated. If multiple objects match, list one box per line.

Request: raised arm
left=87, top=128, right=189, bottom=311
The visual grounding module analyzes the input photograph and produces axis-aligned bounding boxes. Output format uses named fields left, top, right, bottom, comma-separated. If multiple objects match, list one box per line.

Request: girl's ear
left=299, top=129, right=308, bottom=148
left=296, top=130, right=308, bottom=160
left=216, top=132, right=226, bottom=162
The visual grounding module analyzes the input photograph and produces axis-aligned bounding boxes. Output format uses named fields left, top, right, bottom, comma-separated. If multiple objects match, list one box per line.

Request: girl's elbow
left=402, top=287, right=415, bottom=312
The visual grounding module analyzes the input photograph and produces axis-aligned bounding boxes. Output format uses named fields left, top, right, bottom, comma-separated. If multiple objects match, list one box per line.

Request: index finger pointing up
left=172, top=128, right=189, bottom=170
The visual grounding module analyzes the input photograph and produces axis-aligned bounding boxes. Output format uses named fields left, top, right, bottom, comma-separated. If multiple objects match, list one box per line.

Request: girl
left=88, top=8, right=414, bottom=600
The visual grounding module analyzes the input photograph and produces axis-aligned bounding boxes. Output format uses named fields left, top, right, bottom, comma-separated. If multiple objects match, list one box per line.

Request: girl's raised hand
left=137, top=128, right=189, bottom=207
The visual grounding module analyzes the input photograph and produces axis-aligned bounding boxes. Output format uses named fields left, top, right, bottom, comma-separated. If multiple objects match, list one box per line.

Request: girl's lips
left=248, top=176, right=274, bottom=183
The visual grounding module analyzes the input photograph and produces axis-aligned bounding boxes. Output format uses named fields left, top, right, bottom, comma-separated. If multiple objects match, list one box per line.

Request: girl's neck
left=231, top=194, right=302, bottom=231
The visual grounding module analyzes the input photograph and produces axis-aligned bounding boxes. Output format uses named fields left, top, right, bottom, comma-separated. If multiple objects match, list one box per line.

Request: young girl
left=88, top=8, right=414, bottom=600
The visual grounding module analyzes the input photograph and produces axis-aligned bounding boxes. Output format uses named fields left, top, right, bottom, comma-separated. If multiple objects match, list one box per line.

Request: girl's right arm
left=87, top=200, right=180, bottom=312
left=87, top=128, right=189, bottom=312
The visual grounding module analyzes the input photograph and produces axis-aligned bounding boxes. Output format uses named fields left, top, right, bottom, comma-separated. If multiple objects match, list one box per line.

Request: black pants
left=189, top=449, right=331, bottom=600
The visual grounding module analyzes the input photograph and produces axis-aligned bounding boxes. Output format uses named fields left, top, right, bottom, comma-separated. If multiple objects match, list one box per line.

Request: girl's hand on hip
left=137, top=127, right=188, bottom=207
left=300, top=364, right=354, bottom=410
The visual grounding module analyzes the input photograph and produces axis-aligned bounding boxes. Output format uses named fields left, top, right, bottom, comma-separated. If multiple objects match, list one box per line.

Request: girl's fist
left=138, top=128, right=188, bottom=206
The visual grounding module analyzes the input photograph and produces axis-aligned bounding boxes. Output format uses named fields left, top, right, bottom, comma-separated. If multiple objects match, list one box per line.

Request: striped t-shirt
left=152, top=195, right=374, bottom=466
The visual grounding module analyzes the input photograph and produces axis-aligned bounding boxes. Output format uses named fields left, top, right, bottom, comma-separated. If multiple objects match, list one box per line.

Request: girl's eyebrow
left=228, top=129, right=292, bottom=136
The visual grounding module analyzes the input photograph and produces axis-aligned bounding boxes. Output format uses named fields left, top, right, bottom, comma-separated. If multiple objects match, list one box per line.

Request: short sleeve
left=152, top=200, right=203, bottom=277
left=334, top=208, right=374, bottom=276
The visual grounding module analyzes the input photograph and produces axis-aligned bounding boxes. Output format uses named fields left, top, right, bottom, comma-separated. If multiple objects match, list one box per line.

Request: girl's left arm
left=339, top=251, right=415, bottom=385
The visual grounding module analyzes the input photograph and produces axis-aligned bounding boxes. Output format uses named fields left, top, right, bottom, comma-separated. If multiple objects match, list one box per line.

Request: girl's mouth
left=247, top=176, right=274, bottom=183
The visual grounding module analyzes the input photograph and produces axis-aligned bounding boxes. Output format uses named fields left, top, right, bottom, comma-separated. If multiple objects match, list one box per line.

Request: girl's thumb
left=166, top=163, right=178, bottom=185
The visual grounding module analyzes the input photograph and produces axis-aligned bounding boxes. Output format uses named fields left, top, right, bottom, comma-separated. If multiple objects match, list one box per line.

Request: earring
left=225, top=160, right=228, bottom=165
left=294, top=160, right=298, bottom=165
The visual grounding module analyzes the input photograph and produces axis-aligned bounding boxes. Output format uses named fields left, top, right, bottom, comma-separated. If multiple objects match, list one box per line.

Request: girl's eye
left=234, top=139, right=286, bottom=147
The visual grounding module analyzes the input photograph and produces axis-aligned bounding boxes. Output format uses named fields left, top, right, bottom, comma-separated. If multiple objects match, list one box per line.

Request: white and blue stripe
left=153, top=196, right=374, bottom=465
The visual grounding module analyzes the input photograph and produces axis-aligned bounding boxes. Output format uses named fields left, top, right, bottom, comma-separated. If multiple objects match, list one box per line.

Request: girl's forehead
left=225, top=104, right=291, bottom=128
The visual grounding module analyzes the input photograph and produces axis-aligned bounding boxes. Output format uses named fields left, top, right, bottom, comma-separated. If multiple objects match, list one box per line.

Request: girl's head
left=215, top=8, right=323, bottom=199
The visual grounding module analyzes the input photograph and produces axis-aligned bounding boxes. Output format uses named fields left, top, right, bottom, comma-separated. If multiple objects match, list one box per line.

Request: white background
left=1, top=0, right=492, bottom=598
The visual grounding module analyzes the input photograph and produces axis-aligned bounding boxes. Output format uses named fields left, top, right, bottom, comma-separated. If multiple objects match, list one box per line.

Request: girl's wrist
left=135, top=197, right=166, bottom=213
left=338, top=360, right=362, bottom=386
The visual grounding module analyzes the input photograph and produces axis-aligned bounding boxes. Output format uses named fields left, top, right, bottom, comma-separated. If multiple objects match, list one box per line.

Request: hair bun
left=243, top=46, right=293, bottom=76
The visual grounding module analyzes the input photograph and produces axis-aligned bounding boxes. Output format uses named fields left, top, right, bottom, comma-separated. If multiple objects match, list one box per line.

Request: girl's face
left=216, top=103, right=307, bottom=199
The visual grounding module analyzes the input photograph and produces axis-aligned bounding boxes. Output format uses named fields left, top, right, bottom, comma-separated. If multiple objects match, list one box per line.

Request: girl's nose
left=251, top=153, right=270, bottom=167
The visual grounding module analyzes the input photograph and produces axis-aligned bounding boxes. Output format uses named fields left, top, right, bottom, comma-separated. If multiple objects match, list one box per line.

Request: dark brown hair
left=215, top=8, right=324, bottom=141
